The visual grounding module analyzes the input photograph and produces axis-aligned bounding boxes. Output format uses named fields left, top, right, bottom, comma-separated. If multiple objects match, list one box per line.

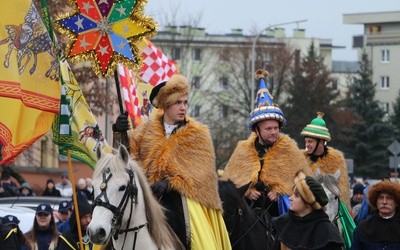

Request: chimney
left=274, top=28, right=286, bottom=38
left=293, top=28, right=305, bottom=38
left=193, top=27, right=206, bottom=36
left=230, top=28, right=243, bottom=36
left=264, top=28, right=275, bottom=37
left=179, top=25, right=193, bottom=36
left=164, top=25, right=178, bottom=33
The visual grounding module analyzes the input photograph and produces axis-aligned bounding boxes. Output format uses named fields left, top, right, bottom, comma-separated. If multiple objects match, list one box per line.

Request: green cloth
left=339, top=200, right=356, bottom=250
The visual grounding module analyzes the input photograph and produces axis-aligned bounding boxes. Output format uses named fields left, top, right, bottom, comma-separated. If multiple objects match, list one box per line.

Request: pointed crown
left=301, top=112, right=331, bottom=141
left=248, top=69, right=286, bottom=130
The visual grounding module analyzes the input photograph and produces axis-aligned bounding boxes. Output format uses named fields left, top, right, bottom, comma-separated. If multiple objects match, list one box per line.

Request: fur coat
left=222, top=133, right=311, bottom=196
left=130, top=112, right=222, bottom=210
left=304, top=147, right=351, bottom=210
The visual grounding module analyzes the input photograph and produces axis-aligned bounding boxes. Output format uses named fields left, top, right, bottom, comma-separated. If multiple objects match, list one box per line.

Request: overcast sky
left=145, top=1, right=399, bottom=61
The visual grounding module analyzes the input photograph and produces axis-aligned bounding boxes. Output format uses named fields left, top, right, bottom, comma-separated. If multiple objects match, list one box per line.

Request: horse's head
left=87, top=145, right=139, bottom=245
left=219, top=180, right=271, bottom=249
left=87, top=145, right=180, bottom=249
left=218, top=181, right=254, bottom=235
left=316, top=168, right=341, bottom=222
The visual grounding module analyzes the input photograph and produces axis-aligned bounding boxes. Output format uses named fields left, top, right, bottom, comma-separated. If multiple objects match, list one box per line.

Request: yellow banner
left=0, top=1, right=60, bottom=164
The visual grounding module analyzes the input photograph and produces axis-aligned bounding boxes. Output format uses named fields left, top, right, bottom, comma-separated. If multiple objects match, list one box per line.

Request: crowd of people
left=1, top=70, right=400, bottom=249
left=0, top=193, right=95, bottom=249
left=0, top=171, right=93, bottom=200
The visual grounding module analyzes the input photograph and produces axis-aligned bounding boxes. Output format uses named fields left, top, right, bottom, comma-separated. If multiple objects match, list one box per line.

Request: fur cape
left=304, top=147, right=351, bottom=210
left=222, top=133, right=311, bottom=195
left=130, top=112, right=222, bottom=210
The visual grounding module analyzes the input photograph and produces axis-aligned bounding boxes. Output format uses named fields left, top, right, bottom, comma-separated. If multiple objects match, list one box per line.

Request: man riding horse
left=221, top=69, right=311, bottom=217
left=301, top=112, right=351, bottom=211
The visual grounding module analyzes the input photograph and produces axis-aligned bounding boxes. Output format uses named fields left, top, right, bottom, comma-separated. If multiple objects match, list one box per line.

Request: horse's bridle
left=93, top=168, right=147, bottom=249
left=229, top=201, right=272, bottom=247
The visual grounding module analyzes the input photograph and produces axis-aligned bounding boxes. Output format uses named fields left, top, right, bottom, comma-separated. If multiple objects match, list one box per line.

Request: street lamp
left=250, top=19, right=307, bottom=110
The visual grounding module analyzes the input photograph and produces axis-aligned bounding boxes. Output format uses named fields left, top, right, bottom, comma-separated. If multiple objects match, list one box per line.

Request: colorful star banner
left=55, top=0, right=157, bottom=77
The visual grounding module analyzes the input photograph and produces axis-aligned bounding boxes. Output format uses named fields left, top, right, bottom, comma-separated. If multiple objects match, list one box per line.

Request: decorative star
left=55, top=0, right=157, bottom=77
left=116, top=5, right=126, bottom=16
left=98, top=0, right=109, bottom=5
left=98, top=45, right=109, bottom=56
left=75, top=17, right=85, bottom=30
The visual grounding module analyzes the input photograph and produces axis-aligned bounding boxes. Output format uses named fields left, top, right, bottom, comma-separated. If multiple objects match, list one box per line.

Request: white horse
left=315, top=168, right=341, bottom=223
left=315, top=168, right=355, bottom=250
left=87, top=145, right=183, bottom=250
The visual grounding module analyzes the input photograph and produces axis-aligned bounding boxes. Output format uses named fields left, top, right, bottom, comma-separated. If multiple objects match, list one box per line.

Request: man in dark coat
left=0, top=215, right=29, bottom=250
left=351, top=180, right=400, bottom=249
left=0, top=171, right=19, bottom=197
left=57, top=193, right=93, bottom=250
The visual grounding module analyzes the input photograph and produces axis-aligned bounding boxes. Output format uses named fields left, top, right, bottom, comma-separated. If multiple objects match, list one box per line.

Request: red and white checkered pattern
left=117, top=64, right=141, bottom=127
left=138, top=41, right=177, bottom=86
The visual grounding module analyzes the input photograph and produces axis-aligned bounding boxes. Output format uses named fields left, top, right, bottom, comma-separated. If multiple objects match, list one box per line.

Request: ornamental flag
left=0, top=1, right=61, bottom=164
left=52, top=60, right=112, bottom=169
left=117, top=64, right=141, bottom=127
left=55, top=0, right=157, bottom=77
left=138, top=39, right=178, bottom=86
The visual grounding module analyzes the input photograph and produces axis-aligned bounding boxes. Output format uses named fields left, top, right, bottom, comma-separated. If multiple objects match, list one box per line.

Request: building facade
left=344, top=11, right=400, bottom=114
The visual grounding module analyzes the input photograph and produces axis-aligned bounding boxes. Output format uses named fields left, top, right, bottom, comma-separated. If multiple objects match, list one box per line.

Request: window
left=294, top=50, right=301, bottom=71
left=220, top=77, right=228, bottom=90
left=381, top=50, right=390, bottom=63
left=193, top=105, right=200, bottom=117
left=332, top=79, right=338, bottom=90
left=221, top=104, right=229, bottom=118
left=192, top=76, right=201, bottom=89
left=380, top=76, right=390, bottom=89
left=193, top=48, right=202, bottom=61
left=172, top=47, right=181, bottom=60
left=379, top=102, right=389, bottom=113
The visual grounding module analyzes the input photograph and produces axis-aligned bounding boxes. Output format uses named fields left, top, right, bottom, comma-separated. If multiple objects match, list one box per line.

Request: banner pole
left=68, top=149, right=84, bottom=250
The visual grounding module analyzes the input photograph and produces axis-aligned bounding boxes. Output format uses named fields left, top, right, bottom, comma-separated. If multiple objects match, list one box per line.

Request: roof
left=343, top=11, right=400, bottom=25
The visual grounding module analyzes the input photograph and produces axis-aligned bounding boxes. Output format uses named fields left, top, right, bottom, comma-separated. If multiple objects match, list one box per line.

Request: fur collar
left=304, top=147, right=351, bottom=210
left=222, top=133, right=311, bottom=195
left=130, top=113, right=222, bottom=210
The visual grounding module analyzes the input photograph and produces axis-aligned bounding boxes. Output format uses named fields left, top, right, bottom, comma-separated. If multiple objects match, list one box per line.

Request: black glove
left=113, top=111, right=130, bottom=132
left=151, top=179, right=169, bottom=200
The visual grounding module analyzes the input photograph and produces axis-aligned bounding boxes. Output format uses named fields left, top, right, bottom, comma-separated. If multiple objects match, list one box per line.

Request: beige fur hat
left=294, top=171, right=329, bottom=210
left=149, top=74, right=190, bottom=109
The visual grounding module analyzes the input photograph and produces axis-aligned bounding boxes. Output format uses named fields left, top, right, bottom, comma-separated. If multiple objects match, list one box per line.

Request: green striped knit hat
left=301, top=112, right=331, bottom=141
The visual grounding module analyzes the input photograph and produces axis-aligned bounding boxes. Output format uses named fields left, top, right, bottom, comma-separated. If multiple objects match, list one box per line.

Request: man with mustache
left=351, top=180, right=400, bottom=249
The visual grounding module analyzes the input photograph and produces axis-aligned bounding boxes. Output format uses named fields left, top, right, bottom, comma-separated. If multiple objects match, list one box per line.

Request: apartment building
left=344, top=11, right=400, bottom=114
left=151, top=25, right=337, bottom=122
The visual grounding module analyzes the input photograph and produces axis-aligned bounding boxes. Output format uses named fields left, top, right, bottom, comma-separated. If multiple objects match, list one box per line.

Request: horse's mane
left=218, top=180, right=248, bottom=211
left=317, top=174, right=340, bottom=197
left=94, top=149, right=183, bottom=249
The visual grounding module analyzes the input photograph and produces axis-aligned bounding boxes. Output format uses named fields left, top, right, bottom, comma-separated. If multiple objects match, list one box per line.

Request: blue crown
left=248, top=69, right=286, bottom=130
